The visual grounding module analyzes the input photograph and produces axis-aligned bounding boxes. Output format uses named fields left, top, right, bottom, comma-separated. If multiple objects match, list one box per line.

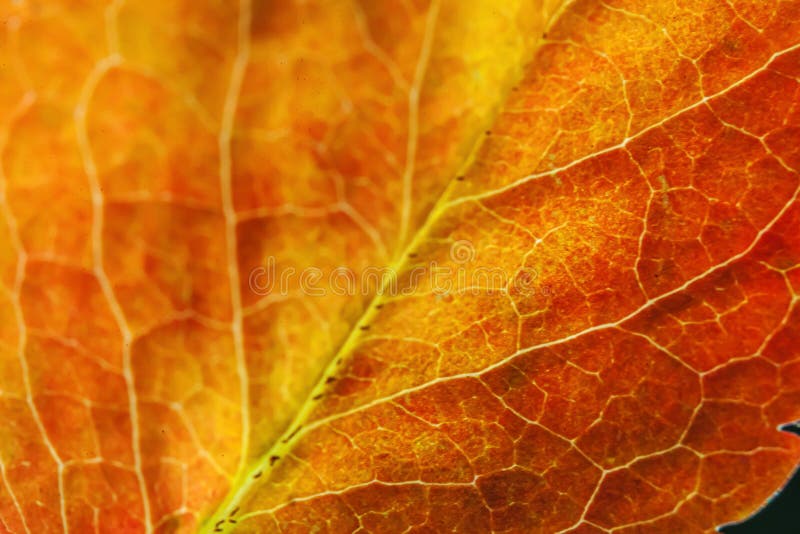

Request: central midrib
left=199, top=0, right=579, bottom=530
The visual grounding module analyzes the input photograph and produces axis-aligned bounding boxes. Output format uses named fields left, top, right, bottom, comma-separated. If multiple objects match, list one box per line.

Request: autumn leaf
left=1, top=0, right=799, bottom=532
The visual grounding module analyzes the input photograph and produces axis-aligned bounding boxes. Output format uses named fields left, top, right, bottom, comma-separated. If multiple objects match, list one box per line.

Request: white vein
left=397, top=0, right=440, bottom=254
left=219, top=0, right=252, bottom=477
left=1, top=92, right=62, bottom=534
left=0, top=461, right=28, bottom=534
left=74, top=55, right=153, bottom=533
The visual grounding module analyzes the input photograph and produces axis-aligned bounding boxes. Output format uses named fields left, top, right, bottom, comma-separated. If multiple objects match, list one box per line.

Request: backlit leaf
left=1, top=0, right=799, bottom=533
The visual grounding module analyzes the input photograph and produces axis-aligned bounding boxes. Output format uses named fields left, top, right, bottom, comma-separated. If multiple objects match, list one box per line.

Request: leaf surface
left=0, top=0, right=564, bottom=531
left=1, top=0, right=800, bottom=533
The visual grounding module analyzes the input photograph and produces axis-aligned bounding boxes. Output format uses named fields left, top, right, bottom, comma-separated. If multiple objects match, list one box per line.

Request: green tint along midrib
left=198, top=1, right=574, bottom=531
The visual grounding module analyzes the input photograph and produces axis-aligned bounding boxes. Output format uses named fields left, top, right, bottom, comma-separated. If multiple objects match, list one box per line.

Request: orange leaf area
left=2, top=0, right=800, bottom=533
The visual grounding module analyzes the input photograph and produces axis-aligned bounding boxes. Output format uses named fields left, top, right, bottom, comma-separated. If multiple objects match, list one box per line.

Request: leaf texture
left=0, top=0, right=565, bottom=532
left=1, top=0, right=800, bottom=533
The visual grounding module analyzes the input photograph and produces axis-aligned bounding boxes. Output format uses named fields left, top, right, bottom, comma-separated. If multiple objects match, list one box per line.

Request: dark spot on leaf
left=283, top=426, right=303, bottom=442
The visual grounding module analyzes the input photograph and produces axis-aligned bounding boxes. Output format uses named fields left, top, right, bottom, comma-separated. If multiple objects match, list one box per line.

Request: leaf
left=0, top=0, right=565, bottom=531
left=1, top=1, right=799, bottom=534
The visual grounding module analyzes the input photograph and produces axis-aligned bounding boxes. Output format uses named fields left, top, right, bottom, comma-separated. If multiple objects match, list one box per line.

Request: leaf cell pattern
left=1, top=0, right=799, bottom=533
